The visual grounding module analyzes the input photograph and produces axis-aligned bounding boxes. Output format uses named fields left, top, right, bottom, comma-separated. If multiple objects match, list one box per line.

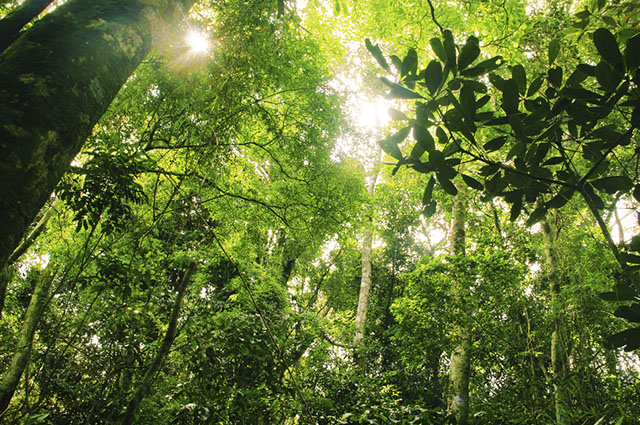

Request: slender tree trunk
left=0, top=0, right=197, bottom=270
left=0, top=200, right=56, bottom=318
left=0, top=268, right=54, bottom=414
left=122, top=261, right=197, bottom=425
left=0, top=0, right=54, bottom=53
left=448, top=188, right=471, bottom=425
left=542, top=220, right=570, bottom=425
left=354, top=171, right=378, bottom=345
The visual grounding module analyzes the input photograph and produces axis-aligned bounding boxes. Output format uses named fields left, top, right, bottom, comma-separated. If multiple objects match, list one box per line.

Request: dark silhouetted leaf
left=437, top=173, right=458, bottom=195
left=422, top=175, right=436, bottom=205
left=526, top=206, right=547, bottom=226
left=591, top=176, right=633, bottom=194
left=365, top=38, right=391, bottom=72
left=425, top=60, right=443, bottom=95
left=625, top=33, right=640, bottom=71
left=423, top=201, right=437, bottom=218
left=483, top=136, right=507, bottom=152
left=511, top=65, right=527, bottom=95
left=527, top=76, right=544, bottom=97
left=548, top=67, right=563, bottom=87
left=502, top=79, right=520, bottom=114
left=430, top=37, right=447, bottom=63
left=607, top=327, right=640, bottom=351
left=462, top=174, right=483, bottom=190
left=414, top=125, right=435, bottom=152
left=549, top=38, right=560, bottom=66
left=402, top=48, right=418, bottom=77
left=593, top=28, right=623, bottom=67
left=381, top=77, right=424, bottom=99
left=458, top=36, right=480, bottom=70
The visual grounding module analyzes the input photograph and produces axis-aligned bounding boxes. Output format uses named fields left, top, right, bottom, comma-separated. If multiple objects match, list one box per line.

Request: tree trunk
left=542, top=219, right=570, bottom=425
left=0, top=200, right=56, bottom=318
left=0, top=268, right=54, bottom=413
left=0, top=0, right=197, bottom=270
left=122, top=261, right=197, bottom=425
left=0, top=0, right=54, bottom=53
left=448, top=188, right=471, bottom=425
left=354, top=170, right=379, bottom=345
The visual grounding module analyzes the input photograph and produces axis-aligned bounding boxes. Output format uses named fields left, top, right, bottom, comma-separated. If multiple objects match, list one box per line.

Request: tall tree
left=0, top=0, right=197, bottom=270
left=447, top=187, right=471, bottom=425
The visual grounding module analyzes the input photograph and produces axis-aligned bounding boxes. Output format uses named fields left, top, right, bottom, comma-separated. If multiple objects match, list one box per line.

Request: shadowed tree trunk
left=0, top=268, right=55, bottom=413
left=122, top=261, right=197, bottom=425
left=0, top=0, right=197, bottom=271
left=0, top=0, right=54, bottom=53
left=448, top=187, right=471, bottom=425
left=542, top=219, right=570, bottom=425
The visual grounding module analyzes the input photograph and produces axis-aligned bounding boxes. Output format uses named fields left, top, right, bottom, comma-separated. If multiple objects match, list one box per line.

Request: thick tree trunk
left=354, top=171, right=378, bottom=345
left=122, top=261, right=196, bottom=425
left=0, top=268, right=54, bottom=413
left=448, top=188, right=471, bottom=425
left=542, top=220, right=570, bottom=425
left=0, top=0, right=197, bottom=270
left=0, top=0, right=54, bottom=53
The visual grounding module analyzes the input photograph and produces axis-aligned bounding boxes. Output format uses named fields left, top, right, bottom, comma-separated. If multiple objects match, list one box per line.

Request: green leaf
left=423, top=201, right=437, bottom=218
left=600, top=282, right=637, bottom=301
left=546, top=187, right=575, bottom=209
left=401, top=48, right=418, bottom=77
left=511, top=65, right=527, bottom=95
left=548, top=67, right=563, bottom=88
left=422, top=175, right=436, bottom=205
left=443, top=30, right=456, bottom=67
left=437, top=173, right=458, bottom=195
left=378, top=127, right=410, bottom=160
left=614, top=304, right=640, bottom=322
left=461, top=56, right=503, bottom=78
left=425, top=60, right=443, bottom=95
left=527, top=76, right=544, bottom=97
left=526, top=206, right=547, bottom=226
left=458, top=36, right=480, bottom=70
left=388, top=108, right=408, bottom=120
left=380, top=77, right=424, bottom=99
left=501, top=79, right=520, bottom=114
left=625, top=33, right=640, bottom=71
left=590, top=176, right=633, bottom=194
left=593, top=28, right=623, bottom=67
left=462, top=174, right=483, bottom=190
left=595, top=62, right=622, bottom=92
left=414, top=125, right=435, bottom=152
left=483, top=136, right=507, bottom=152
left=607, top=327, right=640, bottom=351
left=459, top=85, right=476, bottom=121
left=430, top=37, right=447, bottom=63
left=510, top=196, right=523, bottom=221
left=365, top=38, right=391, bottom=72
left=548, top=38, right=560, bottom=66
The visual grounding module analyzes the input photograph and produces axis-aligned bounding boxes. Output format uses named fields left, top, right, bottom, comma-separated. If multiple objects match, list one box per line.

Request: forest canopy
left=0, top=0, right=639, bottom=424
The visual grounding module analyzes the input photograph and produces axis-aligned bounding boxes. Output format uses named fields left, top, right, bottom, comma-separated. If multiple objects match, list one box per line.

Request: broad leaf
left=365, top=38, right=391, bottom=72
left=425, top=60, right=443, bottom=95
left=590, top=176, right=633, bottom=194
left=381, top=77, right=424, bottom=99
left=458, top=36, right=480, bottom=70
left=593, top=28, right=623, bottom=67
left=548, top=38, right=560, bottom=66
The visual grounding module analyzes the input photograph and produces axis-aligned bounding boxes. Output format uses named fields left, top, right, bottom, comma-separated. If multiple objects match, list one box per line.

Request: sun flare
left=185, top=29, right=209, bottom=53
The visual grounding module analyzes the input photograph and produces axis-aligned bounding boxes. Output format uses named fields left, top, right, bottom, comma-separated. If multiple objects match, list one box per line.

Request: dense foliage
left=0, top=0, right=639, bottom=424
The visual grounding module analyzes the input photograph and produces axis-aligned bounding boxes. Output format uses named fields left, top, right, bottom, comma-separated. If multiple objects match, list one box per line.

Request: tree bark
left=542, top=219, right=570, bottom=425
left=354, top=170, right=379, bottom=345
left=448, top=188, right=471, bottom=425
left=0, top=0, right=197, bottom=270
left=122, top=261, right=197, bottom=425
left=0, top=0, right=54, bottom=53
left=0, top=268, right=54, bottom=414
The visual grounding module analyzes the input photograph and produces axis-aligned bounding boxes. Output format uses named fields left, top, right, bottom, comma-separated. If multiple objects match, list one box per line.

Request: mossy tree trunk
left=0, top=0, right=54, bottom=53
left=542, top=219, right=570, bottom=425
left=448, top=188, right=471, bottom=425
left=0, top=0, right=196, bottom=270
left=0, top=268, right=54, bottom=413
